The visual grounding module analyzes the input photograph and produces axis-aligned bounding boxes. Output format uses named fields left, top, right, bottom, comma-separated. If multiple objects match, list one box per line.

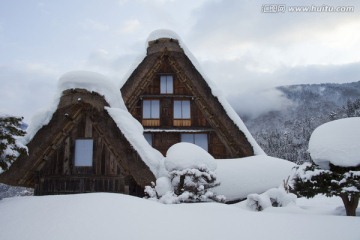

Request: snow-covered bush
left=246, top=188, right=296, bottom=211
left=0, top=115, right=27, bottom=173
left=246, top=194, right=271, bottom=211
left=145, top=143, right=225, bottom=203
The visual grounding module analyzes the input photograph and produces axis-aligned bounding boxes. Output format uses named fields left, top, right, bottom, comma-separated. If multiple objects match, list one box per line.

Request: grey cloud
left=202, top=59, right=360, bottom=118
left=189, top=0, right=360, bottom=48
left=0, top=65, right=58, bottom=122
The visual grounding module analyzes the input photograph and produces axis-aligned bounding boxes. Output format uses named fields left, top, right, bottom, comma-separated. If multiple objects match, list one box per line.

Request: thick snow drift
left=213, top=156, right=296, bottom=201
left=165, top=142, right=217, bottom=171
left=308, top=117, right=360, bottom=169
left=0, top=193, right=359, bottom=240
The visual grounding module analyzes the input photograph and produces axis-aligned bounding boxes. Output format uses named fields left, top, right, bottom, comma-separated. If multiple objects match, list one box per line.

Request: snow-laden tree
left=145, top=143, right=225, bottom=203
left=291, top=163, right=360, bottom=216
left=0, top=115, right=26, bottom=172
left=291, top=118, right=360, bottom=216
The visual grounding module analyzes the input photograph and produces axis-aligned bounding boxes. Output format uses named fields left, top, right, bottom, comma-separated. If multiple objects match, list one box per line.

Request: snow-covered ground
left=0, top=193, right=358, bottom=240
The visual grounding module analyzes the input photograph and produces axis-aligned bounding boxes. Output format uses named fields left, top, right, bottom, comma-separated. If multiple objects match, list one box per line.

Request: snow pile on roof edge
left=105, top=107, right=166, bottom=177
left=23, top=71, right=165, bottom=177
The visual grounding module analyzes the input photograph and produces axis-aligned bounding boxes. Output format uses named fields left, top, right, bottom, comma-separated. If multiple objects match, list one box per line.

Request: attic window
left=181, top=134, right=208, bottom=151
left=143, top=100, right=160, bottom=126
left=174, top=100, right=191, bottom=126
left=174, top=100, right=190, bottom=119
left=160, top=75, right=173, bottom=94
left=143, top=100, right=160, bottom=119
left=74, top=139, right=93, bottom=167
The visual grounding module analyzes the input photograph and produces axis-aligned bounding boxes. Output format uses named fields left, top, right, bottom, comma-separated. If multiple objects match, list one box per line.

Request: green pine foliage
left=0, top=116, right=27, bottom=171
left=291, top=163, right=360, bottom=216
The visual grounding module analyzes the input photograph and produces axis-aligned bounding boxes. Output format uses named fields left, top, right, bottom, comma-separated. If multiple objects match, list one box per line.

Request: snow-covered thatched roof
left=121, top=29, right=264, bottom=157
left=22, top=71, right=166, bottom=178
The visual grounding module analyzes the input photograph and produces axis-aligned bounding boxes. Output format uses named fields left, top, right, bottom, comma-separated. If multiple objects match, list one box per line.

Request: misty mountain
left=243, top=81, right=360, bottom=163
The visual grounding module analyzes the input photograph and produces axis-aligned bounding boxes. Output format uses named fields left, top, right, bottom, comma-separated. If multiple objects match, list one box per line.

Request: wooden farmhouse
left=122, top=38, right=256, bottom=158
left=0, top=36, right=262, bottom=196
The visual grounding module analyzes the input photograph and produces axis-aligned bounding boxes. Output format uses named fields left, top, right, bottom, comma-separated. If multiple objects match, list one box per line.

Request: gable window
left=74, top=139, right=93, bottom=167
left=160, top=75, right=173, bottom=94
left=143, top=100, right=160, bottom=126
left=174, top=100, right=191, bottom=126
left=174, top=100, right=190, bottom=119
left=181, top=133, right=208, bottom=151
left=143, top=100, right=160, bottom=118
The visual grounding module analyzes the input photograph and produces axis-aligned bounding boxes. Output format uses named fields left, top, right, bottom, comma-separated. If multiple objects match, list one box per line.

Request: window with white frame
left=160, top=75, right=173, bottom=94
left=174, top=100, right=190, bottom=119
left=181, top=133, right=208, bottom=151
left=74, top=139, right=94, bottom=167
left=143, top=100, right=160, bottom=119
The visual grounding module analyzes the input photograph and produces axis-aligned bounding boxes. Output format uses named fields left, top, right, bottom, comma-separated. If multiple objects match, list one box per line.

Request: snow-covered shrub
left=145, top=143, right=225, bottom=204
left=246, top=194, right=271, bottom=211
left=246, top=188, right=296, bottom=211
left=265, top=188, right=297, bottom=207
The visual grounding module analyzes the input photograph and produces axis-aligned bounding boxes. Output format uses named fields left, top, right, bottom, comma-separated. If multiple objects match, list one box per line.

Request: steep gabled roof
left=0, top=71, right=166, bottom=187
left=121, top=32, right=264, bottom=157
left=0, top=88, right=157, bottom=187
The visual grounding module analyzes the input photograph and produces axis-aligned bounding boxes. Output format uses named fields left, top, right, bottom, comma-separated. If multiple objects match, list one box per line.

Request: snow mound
left=147, top=29, right=181, bottom=42
left=165, top=142, right=217, bottom=171
left=213, top=155, right=296, bottom=201
left=58, top=71, right=126, bottom=109
left=308, top=117, right=360, bottom=169
left=23, top=71, right=126, bottom=145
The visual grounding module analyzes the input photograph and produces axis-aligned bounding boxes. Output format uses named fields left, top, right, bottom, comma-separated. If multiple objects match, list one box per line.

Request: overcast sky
left=1, top=0, right=360, bottom=121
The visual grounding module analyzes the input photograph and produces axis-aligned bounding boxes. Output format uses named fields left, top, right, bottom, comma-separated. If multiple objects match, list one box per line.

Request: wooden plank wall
left=34, top=113, right=143, bottom=196
left=130, top=59, right=232, bottom=158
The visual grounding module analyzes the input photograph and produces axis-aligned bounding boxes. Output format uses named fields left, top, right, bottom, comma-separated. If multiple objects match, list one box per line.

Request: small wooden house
left=0, top=88, right=156, bottom=196
left=0, top=35, right=262, bottom=196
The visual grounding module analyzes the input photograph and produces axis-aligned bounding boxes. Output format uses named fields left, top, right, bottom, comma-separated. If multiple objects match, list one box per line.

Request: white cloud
left=0, top=62, right=60, bottom=122
left=188, top=0, right=360, bottom=67
left=121, top=19, right=141, bottom=33
left=79, top=19, right=110, bottom=32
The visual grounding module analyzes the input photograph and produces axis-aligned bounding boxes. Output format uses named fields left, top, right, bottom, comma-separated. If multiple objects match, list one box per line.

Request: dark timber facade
left=121, top=38, right=254, bottom=158
left=0, top=89, right=155, bottom=196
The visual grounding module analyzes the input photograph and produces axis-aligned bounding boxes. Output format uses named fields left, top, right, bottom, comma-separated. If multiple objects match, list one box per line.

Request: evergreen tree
left=0, top=116, right=26, bottom=172
left=291, top=163, right=360, bottom=216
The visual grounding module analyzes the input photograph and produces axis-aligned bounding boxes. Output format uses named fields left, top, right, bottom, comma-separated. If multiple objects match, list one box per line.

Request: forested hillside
left=244, top=81, right=360, bottom=163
